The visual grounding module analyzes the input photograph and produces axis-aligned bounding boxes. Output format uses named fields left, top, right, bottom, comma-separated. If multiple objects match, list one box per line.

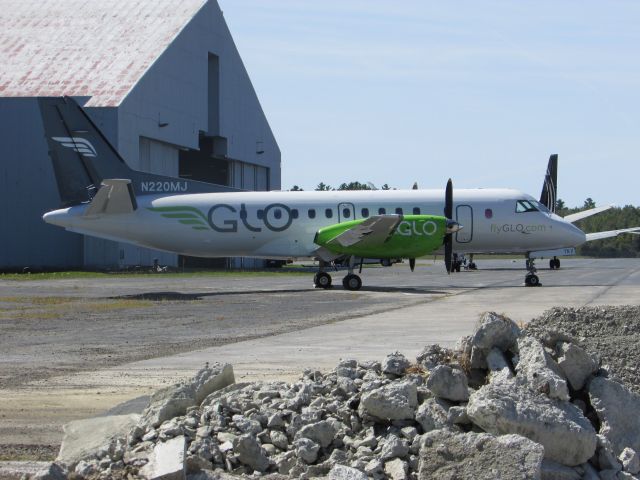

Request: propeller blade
left=444, top=178, right=454, bottom=274
left=445, top=236, right=452, bottom=274
left=444, top=178, right=453, bottom=219
left=409, top=258, right=416, bottom=272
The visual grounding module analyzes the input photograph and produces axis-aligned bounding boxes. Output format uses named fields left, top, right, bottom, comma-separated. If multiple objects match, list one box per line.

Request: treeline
left=557, top=199, right=640, bottom=258
left=290, top=181, right=392, bottom=191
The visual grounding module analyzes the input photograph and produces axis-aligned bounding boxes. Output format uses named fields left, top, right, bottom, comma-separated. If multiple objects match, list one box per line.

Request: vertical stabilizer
left=38, top=97, right=241, bottom=208
left=539, top=154, right=558, bottom=213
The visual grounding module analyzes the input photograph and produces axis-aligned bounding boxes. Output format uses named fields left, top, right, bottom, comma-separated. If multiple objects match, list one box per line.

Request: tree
left=381, top=184, right=391, bottom=190
left=289, top=185, right=304, bottom=191
left=315, top=182, right=333, bottom=191
left=337, top=181, right=372, bottom=191
left=583, top=198, right=596, bottom=209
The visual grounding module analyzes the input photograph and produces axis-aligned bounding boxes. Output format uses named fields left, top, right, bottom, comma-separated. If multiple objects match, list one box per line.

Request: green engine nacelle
left=315, top=215, right=447, bottom=259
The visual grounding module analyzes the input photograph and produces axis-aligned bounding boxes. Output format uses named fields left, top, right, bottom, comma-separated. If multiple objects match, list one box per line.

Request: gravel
left=525, top=306, right=640, bottom=394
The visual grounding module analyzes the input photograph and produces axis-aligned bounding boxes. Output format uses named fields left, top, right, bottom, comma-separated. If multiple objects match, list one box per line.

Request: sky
left=218, top=1, right=640, bottom=208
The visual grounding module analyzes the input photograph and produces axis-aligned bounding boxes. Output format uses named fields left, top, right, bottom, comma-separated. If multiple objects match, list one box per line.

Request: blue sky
left=219, top=1, right=640, bottom=207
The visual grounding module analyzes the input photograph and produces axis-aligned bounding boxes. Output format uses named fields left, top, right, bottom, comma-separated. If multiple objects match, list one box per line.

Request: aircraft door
left=337, top=202, right=356, bottom=222
left=456, top=205, right=473, bottom=243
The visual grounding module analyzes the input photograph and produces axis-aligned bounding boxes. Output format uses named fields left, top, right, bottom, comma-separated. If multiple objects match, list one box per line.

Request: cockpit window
left=515, top=200, right=538, bottom=213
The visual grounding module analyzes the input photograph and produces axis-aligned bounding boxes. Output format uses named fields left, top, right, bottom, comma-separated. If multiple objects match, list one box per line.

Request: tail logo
left=52, top=137, right=97, bottom=158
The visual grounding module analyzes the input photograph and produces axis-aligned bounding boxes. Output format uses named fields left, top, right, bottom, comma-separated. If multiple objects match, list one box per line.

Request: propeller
left=444, top=179, right=453, bottom=274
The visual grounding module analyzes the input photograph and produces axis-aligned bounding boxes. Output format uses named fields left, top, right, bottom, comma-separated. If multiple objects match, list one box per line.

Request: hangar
left=0, top=0, right=280, bottom=270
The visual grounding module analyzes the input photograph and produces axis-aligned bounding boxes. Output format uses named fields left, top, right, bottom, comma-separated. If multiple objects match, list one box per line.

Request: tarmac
left=1, top=258, right=639, bottom=455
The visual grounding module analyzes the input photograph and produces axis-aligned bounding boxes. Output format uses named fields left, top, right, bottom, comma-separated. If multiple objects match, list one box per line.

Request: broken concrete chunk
left=516, top=336, right=569, bottom=401
left=139, top=364, right=234, bottom=431
left=426, top=365, right=469, bottom=402
left=384, top=457, right=409, bottom=480
left=557, top=342, right=598, bottom=390
left=294, top=419, right=338, bottom=448
left=232, top=434, right=269, bottom=472
left=328, top=464, right=368, bottom=480
left=415, top=398, right=448, bottom=433
left=359, top=382, right=417, bottom=421
left=472, top=311, right=521, bottom=351
left=467, top=378, right=596, bottom=466
left=589, top=376, right=640, bottom=456
left=139, top=435, right=186, bottom=480
left=620, top=447, right=640, bottom=475
left=540, top=459, right=582, bottom=480
left=57, top=414, right=140, bottom=469
left=418, top=430, right=544, bottom=480
left=382, top=352, right=410, bottom=377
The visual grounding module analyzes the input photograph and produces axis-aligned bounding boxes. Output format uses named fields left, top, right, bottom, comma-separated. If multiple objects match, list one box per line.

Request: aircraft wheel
left=555, top=258, right=561, bottom=269
left=342, top=274, right=362, bottom=291
left=314, top=272, right=332, bottom=289
left=525, top=274, right=540, bottom=287
left=469, top=262, right=477, bottom=270
left=549, top=259, right=555, bottom=270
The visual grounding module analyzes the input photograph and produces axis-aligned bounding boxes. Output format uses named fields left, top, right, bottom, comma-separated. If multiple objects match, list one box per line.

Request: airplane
left=39, top=97, right=639, bottom=290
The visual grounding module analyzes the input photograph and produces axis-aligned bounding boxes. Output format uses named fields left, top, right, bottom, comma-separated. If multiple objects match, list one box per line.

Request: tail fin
left=539, top=154, right=558, bottom=213
left=38, top=97, right=239, bottom=207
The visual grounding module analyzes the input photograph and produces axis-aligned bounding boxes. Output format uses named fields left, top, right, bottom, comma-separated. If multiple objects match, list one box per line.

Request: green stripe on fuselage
left=315, top=215, right=446, bottom=259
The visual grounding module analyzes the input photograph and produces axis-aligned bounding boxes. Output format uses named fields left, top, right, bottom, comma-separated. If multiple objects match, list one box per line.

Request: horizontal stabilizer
left=84, top=179, right=137, bottom=216
left=564, top=205, right=613, bottom=223
left=585, top=227, right=640, bottom=242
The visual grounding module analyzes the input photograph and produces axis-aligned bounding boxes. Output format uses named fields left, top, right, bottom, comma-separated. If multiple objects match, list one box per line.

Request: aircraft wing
left=564, top=205, right=614, bottom=223
left=585, top=227, right=640, bottom=242
left=330, top=215, right=402, bottom=248
left=84, top=179, right=137, bottom=216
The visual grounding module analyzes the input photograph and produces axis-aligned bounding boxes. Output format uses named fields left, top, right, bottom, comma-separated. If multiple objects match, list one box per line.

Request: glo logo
left=397, top=220, right=437, bottom=236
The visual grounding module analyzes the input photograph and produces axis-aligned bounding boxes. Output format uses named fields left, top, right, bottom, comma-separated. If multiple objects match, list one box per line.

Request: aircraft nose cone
left=446, top=220, right=462, bottom=234
left=561, top=222, right=587, bottom=246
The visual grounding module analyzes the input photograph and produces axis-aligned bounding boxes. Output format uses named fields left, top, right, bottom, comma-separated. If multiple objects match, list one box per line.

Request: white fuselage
left=43, top=188, right=587, bottom=260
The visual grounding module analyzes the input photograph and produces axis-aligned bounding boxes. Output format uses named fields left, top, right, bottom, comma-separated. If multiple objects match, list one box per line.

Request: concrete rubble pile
left=30, top=308, right=640, bottom=480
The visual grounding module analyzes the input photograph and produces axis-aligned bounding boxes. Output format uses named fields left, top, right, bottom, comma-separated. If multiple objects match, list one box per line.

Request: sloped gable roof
left=0, top=0, right=207, bottom=106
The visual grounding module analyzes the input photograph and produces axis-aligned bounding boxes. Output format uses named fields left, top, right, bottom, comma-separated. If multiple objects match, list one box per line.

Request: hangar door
left=456, top=205, right=473, bottom=243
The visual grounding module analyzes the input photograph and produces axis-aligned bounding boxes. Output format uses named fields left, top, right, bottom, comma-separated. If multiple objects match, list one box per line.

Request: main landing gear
left=549, top=256, right=561, bottom=269
left=313, top=257, right=363, bottom=291
left=524, top=258, right=541, bottom=287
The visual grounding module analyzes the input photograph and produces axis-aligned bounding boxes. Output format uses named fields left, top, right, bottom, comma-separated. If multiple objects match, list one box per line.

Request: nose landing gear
left=525, top=258, right=541, bottom=287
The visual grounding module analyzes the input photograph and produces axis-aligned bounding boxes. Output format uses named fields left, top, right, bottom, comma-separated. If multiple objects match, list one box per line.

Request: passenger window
left=361, top=208, right=369, bottom=218
left=325, top=208, right=333, bottom=218
left=378, top=208, right=386, bottom=215
left=395, top=208, right=403, bottom=215
left=413, top=207, right=421, bottom=215
left=308, top=209, right=316, bottom=219
left=342, top=208, right=351, bottom=219
left=291, top=209, right=299, bottom=219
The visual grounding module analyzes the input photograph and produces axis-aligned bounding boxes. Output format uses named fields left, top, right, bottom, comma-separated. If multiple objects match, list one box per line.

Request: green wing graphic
left=148, top=206, right=210, bottom=231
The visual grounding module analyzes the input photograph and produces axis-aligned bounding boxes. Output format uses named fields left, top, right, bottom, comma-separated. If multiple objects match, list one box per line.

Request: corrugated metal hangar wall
left=0, top=0, right=281, bottom=270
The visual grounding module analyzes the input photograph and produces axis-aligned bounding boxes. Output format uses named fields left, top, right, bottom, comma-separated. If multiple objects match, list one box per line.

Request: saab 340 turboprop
left=40, top=97, right=637, bottom=289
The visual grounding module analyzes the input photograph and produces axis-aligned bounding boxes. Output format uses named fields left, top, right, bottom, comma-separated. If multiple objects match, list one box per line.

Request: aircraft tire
left=314, top=272, right=332, bottom=289
left=555, top=258, right=561, bottom=269
left=525, top=274, right=540, bottom=287
left=549, top=259, right=555, bottom=270
left=342, top=274, right=362, bottom=291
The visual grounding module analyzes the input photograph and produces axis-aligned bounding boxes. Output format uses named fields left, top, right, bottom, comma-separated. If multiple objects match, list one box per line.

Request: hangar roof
left=0, top=0, right=207, bottom=106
